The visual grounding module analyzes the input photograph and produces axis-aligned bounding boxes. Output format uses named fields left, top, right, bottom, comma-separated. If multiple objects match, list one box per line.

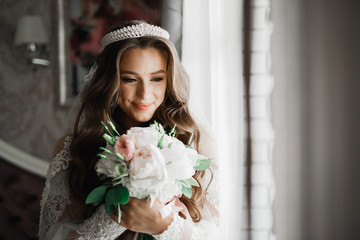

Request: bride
left=39, top=20, right=219, bottom=239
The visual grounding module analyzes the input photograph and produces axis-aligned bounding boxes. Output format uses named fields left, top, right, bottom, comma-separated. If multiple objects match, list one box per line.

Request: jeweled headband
left=84, top=23, right=170, bottom=82
left=101, top=22, right=170, bottom=49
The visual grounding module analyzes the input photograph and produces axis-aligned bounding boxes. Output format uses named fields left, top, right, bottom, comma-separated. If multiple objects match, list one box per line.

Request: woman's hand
left=110, top=198, right=174, bottom=235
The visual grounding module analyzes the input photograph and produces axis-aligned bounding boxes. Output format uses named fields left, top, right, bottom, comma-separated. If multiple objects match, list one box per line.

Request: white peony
left=161, top=143, right=198, bottom=181
left=157, top=181, right=182, bottom=203
left=125, top=144, right=169, bottom=199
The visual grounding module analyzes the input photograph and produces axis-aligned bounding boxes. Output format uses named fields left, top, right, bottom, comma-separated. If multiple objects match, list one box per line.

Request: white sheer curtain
left=182, top=0, right=244, bottom=238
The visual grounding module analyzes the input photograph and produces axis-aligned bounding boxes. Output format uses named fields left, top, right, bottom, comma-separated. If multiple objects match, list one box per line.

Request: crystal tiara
left=101, top=23, right=170, bottom=48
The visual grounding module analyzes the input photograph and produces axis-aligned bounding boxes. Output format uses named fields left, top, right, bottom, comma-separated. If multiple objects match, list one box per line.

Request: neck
left=113, top=106, right=149, bottom=131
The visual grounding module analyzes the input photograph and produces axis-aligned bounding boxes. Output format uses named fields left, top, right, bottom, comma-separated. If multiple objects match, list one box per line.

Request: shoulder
left=52, top=134, right=73, bottom=158
left=48, top=134, right=73, bottom=178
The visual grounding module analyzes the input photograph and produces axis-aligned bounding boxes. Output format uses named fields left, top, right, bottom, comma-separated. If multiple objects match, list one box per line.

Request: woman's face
left=118, top=47, right=167, bottom=128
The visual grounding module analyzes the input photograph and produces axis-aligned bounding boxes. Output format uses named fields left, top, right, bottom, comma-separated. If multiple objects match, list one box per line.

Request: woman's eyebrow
left=120, top=70, right=139, bottom=75
left=120, top=70, right=166, bottom=75
left=150, top=70, right=166, bottom=75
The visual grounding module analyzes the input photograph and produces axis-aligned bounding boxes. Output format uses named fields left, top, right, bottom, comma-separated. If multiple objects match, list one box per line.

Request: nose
left=136, top=81, right=150, bottom=99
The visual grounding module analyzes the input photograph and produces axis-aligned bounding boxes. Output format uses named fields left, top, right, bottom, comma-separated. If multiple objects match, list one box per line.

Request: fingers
left=110, top=209, right=127, bottom=227
left=110, top=212, right=120, bottom=223
left=122, top=198, right=158, bottom=213
left=110, top=198, right=173, bottom=234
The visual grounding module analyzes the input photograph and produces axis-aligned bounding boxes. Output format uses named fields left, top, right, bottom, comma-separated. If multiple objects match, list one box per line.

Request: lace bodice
left=39, top=129, right=219, bottom=240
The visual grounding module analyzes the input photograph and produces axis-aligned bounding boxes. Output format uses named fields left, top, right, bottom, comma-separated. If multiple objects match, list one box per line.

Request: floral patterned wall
left=0, top=0, right=68, bottom=161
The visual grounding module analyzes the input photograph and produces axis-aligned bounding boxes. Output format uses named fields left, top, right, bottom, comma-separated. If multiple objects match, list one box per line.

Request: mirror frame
left=56, top=0, right=72, bottom=107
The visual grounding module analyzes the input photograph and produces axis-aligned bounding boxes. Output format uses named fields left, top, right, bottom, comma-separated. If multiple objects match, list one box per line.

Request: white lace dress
left=39, top=126, right=219, bottom=240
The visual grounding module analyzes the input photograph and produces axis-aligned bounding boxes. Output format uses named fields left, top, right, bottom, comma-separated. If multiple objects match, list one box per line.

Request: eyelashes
left=121, top=78, right=136, bottom=83
left=120, top=77, right=165, bottom=83
left=151, top=77, right=164, bottom=82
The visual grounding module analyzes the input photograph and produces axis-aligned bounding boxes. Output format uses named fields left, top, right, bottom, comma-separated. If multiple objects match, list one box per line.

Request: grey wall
left=272, top=0, right=360, bottom=240
left=0, top=0, right=68, bottom=161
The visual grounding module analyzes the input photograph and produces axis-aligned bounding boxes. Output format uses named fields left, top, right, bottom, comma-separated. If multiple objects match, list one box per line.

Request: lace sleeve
left=153, top=124, right=220, bottom=240
left=69, top=205, right=127, bottom=240
left=38, top=136, right=126, bottom=240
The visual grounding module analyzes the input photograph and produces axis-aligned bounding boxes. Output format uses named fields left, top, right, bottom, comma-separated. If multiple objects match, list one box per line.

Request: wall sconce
left=14, top=15, right=50, bottom=67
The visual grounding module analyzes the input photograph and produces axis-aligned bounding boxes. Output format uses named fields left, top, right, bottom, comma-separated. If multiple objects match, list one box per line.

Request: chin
left=134, top=115, right=154, bottom=124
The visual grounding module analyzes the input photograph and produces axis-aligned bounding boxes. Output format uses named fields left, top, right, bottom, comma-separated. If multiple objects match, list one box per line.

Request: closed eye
left=152, top=77, right=164, bottom=82
left=121, top=78, right=137, bottom=83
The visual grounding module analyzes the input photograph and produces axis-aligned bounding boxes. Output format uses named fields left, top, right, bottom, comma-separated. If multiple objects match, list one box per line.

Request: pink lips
left=133, top=103, right=153, bottom=111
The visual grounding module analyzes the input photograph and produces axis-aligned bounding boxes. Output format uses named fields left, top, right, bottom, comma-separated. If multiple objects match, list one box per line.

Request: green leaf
left=85, top=185, right=107, bottom=205
left=112, top=173, right=128, bottom=182
left=178, top=178, right=200, bottom=188
left=106, top=185, right=129, bottom=206
left=169, top=124, right=176, bottom=137
left=99, top=147, right=113, bottom=155
left=114, top=164, right=128, bottom=178
left=106, top=203, right=116, bottom=215
left=140, top=233, right=156, bottom=240
left=151, top=120, right=165, bottom=134
left=117, top=203, right=121, bottom=223
left=194, top=158, right=211, bottom=171
left=115, top=152, right=125, bottom=161
left=186, top=177, right=200, bottom=187
left=97, top=153, right=108, bottom=159
left=197, top=154, right=208, bottom=161
left=108, top=120, right=121, bottom=136
left=103, top=133, right=115, bottom=145
left=105, top=185, right=129, bottom=215
left=101, top=121, right=115, bottom=138
left=158, top=134, right=165, bottom=149
left=158, top=122, right=165, bottom=134
left=178, top=179, right=191, bottom=188
left=181, top=185, right=192, bottom=198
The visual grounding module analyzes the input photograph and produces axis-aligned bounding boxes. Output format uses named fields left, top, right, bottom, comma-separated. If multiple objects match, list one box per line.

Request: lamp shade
left=14, top=15, right=48, bottom=45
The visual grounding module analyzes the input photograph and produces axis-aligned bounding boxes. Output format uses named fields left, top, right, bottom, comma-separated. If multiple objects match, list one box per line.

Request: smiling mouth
left=133, top=103, right=153, bottom=111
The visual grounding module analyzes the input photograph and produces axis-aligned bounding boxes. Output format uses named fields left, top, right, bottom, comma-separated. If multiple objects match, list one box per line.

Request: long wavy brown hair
left=68, top=20, right=205, bottom=223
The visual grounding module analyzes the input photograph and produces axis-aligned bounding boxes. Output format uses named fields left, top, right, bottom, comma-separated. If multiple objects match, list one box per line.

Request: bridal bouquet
left=85, top=121, right=211, bottom=221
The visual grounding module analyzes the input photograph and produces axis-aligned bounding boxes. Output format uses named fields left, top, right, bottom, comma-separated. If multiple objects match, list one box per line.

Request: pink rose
left=126, top=127, right=161, bottom=148
left=114, top=135, right=136, bottom=161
